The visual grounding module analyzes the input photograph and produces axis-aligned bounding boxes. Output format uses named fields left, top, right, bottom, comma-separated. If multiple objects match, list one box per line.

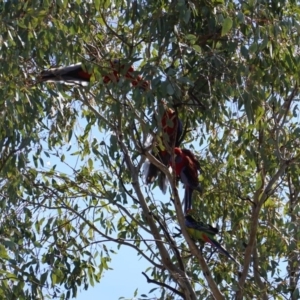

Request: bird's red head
left=174, top=147, right=183, bottom=156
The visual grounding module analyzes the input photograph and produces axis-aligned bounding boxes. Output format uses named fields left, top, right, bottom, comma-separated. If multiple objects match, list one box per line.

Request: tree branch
left=142, top=272, right=185, bottom=299
left=252, top=240, right=268, bottom=300
left=236, top=158, right=296, bottom=299
left=166, top=155, right=225, bottom=300
left=117, top=134, right=198, bottom=300
left=151, top=212, right=186, bottom=272
left=276, top=83, right=298, bottom=126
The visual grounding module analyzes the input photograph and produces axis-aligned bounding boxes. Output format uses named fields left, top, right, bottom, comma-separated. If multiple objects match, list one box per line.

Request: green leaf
left=51, top=272, right=57, bottom=285
left=249, top=42, right=257, bottom=53
left=40, top=271, right=48, bottom=285
left=221, top=17, right=233, bottom=36
left=0, top=245, right=10, bottom=259
left=88, top=158, right=93, bottom=170
left=292, top=288, right=299, bottom=299
left=192, top=44, right=201, bottom=52
left=167, top=84, right=174, bottom=95
left=185, top=34, right=196, bottom=41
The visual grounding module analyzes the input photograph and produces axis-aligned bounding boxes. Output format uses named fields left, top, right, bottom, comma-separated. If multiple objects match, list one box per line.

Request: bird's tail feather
left=40, top=64, right=90, bottom=86
left=41, top=63, right=82, bottom=78
left=144, top=161, right=159, bottom=184
left=158, top=172, right=168, bottom=194
left=184, top=186, right=193, bottom=213
left=205, top=235, right=239, bottom=265
left=175, top=119, right=183, bottom=147
left=143, top=159, right=150, bottom=182
left=40, top=78, right=89, bottom=86
left=144, top=150, right=170, bottom=193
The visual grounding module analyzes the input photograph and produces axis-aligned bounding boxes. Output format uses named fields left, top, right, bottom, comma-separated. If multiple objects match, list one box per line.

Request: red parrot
left=144, top=108, right=183, bottom=194
left=40, top=59, right=149, bottom=90
left=170, top=147, right=202, bottom=212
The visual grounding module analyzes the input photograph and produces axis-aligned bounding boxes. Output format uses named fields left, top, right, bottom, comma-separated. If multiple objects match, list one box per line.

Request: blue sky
left=76, top=246, right=155, bottom=300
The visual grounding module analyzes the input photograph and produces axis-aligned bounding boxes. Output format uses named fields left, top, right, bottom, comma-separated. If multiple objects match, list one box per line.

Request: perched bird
left=144, top=108, right=183, bottom=194
left=40, top=59, right=149, bottom=89
left=185, top=210, right=239, bottom=264
left=170, top=147, right=202, bottom=212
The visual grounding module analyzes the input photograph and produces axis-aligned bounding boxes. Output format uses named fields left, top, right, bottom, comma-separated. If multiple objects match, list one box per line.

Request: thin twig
left=142, top=272, right=185, bottom=298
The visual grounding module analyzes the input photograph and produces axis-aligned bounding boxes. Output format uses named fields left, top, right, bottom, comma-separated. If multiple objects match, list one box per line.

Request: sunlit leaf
left=222, top=17, right=233, bottom=36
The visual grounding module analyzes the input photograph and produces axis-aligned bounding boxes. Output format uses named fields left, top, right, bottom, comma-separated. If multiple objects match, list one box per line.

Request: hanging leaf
left=222, top=17, right=233, bottom=36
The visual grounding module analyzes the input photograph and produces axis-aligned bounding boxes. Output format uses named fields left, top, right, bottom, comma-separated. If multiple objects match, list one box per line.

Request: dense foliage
left=0, top=0, right=299, bottom=299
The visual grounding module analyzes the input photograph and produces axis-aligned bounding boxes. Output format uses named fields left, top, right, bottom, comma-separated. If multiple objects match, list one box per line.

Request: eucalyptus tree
left=0, top=0, right=299, bottom=299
